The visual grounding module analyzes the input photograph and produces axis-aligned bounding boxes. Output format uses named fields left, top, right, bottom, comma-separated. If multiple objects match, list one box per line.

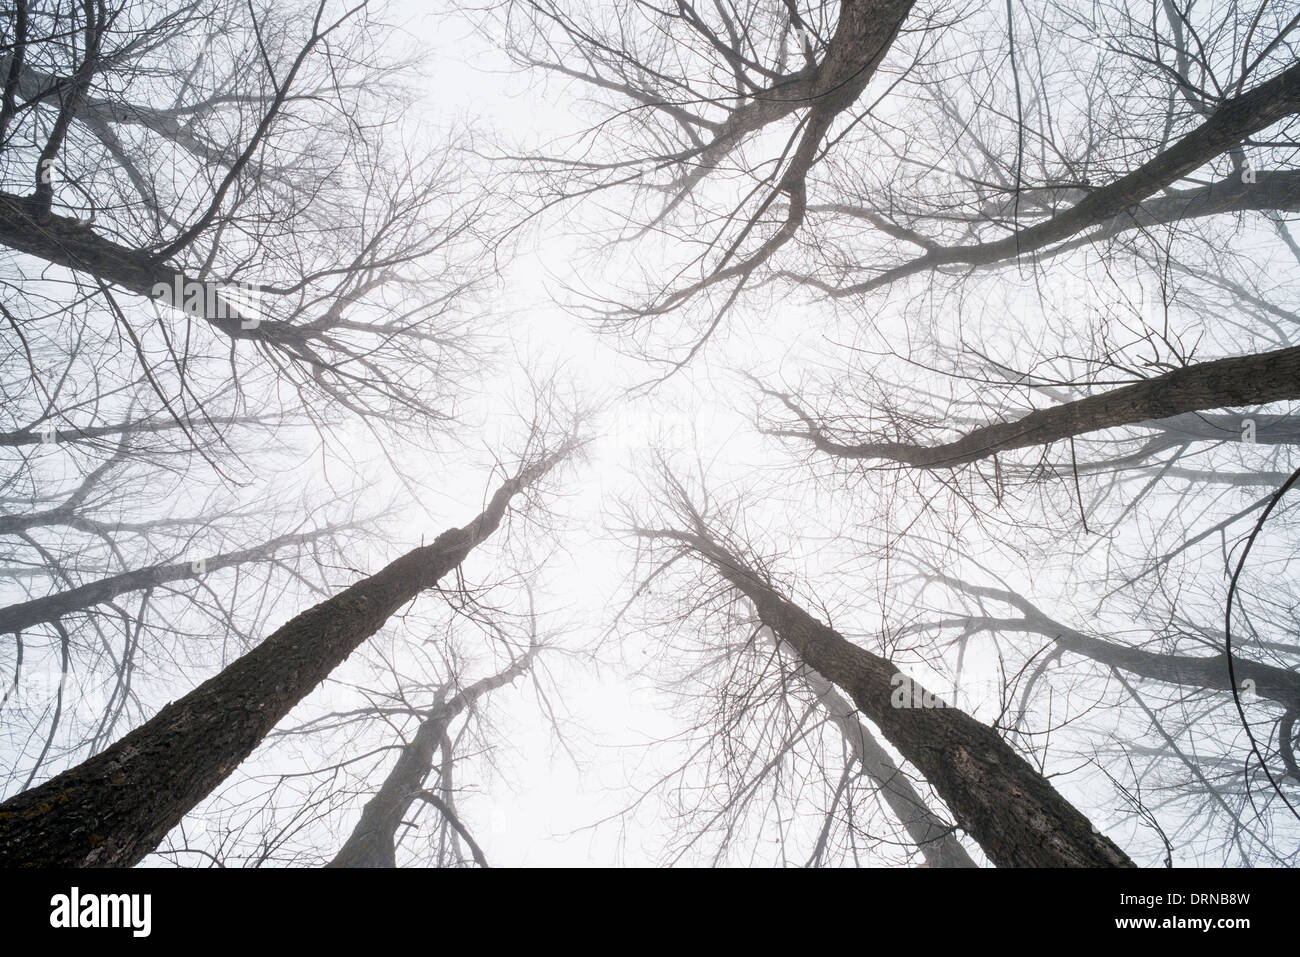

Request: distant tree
left=326, top=641, right=538, bottom=868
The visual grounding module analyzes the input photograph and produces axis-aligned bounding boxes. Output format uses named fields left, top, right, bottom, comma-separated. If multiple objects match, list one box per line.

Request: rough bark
left=0, top=455, right=563, bottom=867
left=778, top=344, right=1300, bottom=469
left=651, top=529, right=1134, bottom=866
left=799, top=662, right=978, bottom=867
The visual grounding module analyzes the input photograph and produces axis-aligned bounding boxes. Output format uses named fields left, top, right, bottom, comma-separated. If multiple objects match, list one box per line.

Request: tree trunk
left=326, top=651, right=534, bottom=868
left=799, top=659, right=978, bottom=867
left=787, top=343, right=1300, bottom=469
left=653, top=528, right=1134, bottom=866
left=0, top=455, right=563, bottom=867
left=0, top=527, right=338, bottom=637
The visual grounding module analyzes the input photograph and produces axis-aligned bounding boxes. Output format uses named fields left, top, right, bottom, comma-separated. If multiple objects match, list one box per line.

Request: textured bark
left=326, top=651, right=535, bottom=868
left=840, top=61, right=1300, bottom=294
left=784, top=344, right=1300, bottom=469
left=0, top=457, right=562, bottom=867
left=800, top=664, right=978, bottom=867
left=655, top=530, right=1134, bottom=866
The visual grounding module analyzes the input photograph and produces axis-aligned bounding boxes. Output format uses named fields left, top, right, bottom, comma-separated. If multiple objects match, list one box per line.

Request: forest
left=0, top=0, right=1298, bottom=871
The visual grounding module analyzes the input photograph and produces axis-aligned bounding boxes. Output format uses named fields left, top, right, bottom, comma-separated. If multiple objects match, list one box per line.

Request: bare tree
left=0, top=0, right=509, bottom=838
left=325, top=642, right=538, bottom=868
left=489, top=2, right=1299, bottom=355
left=0, top=432, right=579, bottom=867
left=756, top=344, right=1300, bottom=469
left=2, top=0, right=487, bottom=429
left=626, top=462, right=1133, bottom=866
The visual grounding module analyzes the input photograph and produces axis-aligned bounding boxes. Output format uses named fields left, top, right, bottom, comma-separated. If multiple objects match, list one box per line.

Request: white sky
left=4, top=0, right=1298, bottom=868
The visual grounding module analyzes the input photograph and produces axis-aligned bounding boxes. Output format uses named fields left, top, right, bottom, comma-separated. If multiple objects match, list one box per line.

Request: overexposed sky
left=4, top=0, right=1298, bottom=868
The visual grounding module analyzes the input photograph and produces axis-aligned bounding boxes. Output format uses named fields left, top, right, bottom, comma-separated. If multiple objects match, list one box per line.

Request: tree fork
left=326, top=649, right=535, bottom=868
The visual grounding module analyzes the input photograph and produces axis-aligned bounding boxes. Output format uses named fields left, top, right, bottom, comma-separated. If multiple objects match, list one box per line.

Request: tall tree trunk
left=326, top=650, right=535, bottom=868
left=648, top=527, right=1134, bottom=866
left=756, top=620, right=976, bottom=865
left=798, top=658, right=978, bottom=867
left=779, top=343, right=1300, bottom=469
left=0, top=453, right=565, bottom=867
